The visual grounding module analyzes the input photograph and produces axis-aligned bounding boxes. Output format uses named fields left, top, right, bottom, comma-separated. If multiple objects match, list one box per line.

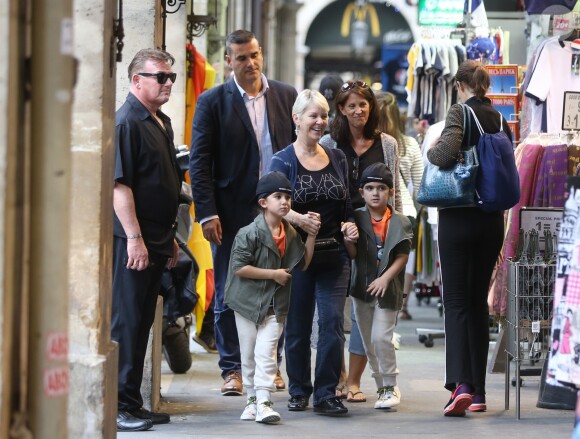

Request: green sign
left=418, top=0, right=464, bottom=26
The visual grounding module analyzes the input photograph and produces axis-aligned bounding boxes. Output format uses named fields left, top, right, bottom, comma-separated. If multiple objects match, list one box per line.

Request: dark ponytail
left=455, top=60, right=490, bottom=99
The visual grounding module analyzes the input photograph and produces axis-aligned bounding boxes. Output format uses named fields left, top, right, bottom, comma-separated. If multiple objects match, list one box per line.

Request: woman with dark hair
left=427, top=60, right=512, bottom=417
left=321, top=81, right=402, bottom=211
left=320, top=80, right=401, bottom=403
left=377, top=92, right=424, bottom=321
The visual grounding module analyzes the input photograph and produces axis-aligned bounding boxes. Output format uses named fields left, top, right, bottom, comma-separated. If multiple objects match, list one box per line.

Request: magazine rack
left=504, top=259, right=555, bottom=419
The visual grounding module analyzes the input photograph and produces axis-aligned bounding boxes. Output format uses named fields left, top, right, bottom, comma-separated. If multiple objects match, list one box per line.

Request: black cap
left=319, top=74, right=343, bottom=105
left=256, top=171, right=292, bottom=200
left=359, top=163, right=393, bottom=189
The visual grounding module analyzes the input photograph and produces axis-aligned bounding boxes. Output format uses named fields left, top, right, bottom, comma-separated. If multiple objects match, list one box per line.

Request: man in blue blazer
left=189, top=29, right=297, bottom=395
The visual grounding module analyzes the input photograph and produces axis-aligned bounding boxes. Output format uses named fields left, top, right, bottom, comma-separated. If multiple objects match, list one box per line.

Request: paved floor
left=120, top=295, right=574, bottom=438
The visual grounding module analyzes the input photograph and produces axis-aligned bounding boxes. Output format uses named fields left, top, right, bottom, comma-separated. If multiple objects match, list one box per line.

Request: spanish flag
left=185, top=44, right=216, bottom=334
left=184, top=43, right=216, bottom=146
left=188, top=209, right=214, bottom=335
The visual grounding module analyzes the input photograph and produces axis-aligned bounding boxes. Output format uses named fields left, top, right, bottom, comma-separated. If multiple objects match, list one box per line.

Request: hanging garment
left=532, top=144, right=568, bottom=208
left=491, top=143, right=545, bottom=316
left=526, top=39, right=580, bottom=133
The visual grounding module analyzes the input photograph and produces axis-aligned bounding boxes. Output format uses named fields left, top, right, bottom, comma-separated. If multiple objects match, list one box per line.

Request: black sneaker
left=287, top=395, right=308, bottom=411
left=313, top=397, right=348, bottom=416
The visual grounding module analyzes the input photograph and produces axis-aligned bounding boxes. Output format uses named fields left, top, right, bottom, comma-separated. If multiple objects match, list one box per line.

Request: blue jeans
left=212, top=234, right=241, bottom=377
left=285, top=249, right=349, bottom=405
left=349, top=303, right=365, bottom=356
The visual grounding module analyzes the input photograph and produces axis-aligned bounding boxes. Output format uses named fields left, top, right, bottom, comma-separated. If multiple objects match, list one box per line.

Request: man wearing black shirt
left=112, top=49, right=181, bottom=432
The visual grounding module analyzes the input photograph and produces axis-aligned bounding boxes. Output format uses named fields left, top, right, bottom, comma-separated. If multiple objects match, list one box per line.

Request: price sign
left=562, top=91, right=580, bottom=130
left=519, top=207, right=563, bottom=251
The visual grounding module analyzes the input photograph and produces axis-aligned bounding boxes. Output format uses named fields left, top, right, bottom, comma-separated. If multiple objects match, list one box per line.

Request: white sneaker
left=392, top=332, right=401, bottom=350
left=240, top=397, right=257, bottom=421
left=255, top=400, right=281, bottom=424
left=374, top=386, right=401, bottom=409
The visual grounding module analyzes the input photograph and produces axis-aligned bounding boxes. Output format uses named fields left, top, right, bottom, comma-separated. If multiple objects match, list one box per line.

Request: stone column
left=275, top=1, right=301, bottom=86
left=116, top=0, right=186, bottom=145
left=115, top=0, right=158, bottom=110
left=163, top=0, right=187, bottom=145
left=0, top=1, right=26, bottom=437
left=140, top=297, right=163, bottom=411
left=68, top=0, right=118, bottom=438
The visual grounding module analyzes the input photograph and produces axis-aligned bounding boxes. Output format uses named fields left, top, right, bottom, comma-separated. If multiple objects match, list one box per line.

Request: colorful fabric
left=184, top=44, right=216, bottom=147
left=568, top=144, right=580, bottom=176
left=491, top=143, right=544, bottom=316
left=188, top=201, right=215, bottom=334
left=532, top=144, right=568, bottom=208
left=566, top=270, right=580, bottom=309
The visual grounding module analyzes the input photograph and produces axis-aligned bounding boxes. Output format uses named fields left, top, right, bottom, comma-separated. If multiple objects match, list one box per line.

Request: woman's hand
left=299, top=211, right=321, bottom=236
left=341, top=221, right=358, bottom=243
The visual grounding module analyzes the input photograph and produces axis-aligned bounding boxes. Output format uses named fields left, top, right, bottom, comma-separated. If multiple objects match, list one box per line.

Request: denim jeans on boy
left=285, top=249, right=350, bottom=405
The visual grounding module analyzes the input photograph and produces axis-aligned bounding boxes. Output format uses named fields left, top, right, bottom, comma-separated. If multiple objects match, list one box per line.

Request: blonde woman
left=270, top=89, right=358, bottom=416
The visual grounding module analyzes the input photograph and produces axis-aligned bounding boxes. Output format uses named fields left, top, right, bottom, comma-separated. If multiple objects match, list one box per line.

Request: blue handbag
left=417, top=104, right=479, bottom=208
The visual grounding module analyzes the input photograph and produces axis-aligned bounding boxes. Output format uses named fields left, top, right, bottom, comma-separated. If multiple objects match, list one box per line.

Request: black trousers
left=111, top=236, right=167, bottom=411
left=438, top=207, right=503, bottom=395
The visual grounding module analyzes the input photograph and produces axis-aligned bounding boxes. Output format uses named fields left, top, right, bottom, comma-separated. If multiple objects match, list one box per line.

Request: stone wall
left=68, top=0, right=118, bottom=437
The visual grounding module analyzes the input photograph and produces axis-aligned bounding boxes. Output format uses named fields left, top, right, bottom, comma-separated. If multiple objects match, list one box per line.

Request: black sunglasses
left=352, top=156, right=360, bottom=181
left=341, top=80, right=368, bottom=92
left=138, top=72, right=177, bottom=84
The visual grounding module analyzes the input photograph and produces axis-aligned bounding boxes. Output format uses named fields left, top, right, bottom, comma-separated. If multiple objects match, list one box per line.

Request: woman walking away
left=427, top=60, right=512, bottom=417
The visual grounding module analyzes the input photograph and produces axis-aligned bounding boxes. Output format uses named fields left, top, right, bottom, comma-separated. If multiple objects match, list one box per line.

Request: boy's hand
left=341, top=221, right=358, bottom=243
left=272, top=268, right=292, bottom=286
left=367, top=275, right=391, bottom=297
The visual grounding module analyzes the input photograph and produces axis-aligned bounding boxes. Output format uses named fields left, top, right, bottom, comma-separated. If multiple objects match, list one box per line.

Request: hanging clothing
left=532, top=144, right=569, bottom=208
left=525, top=39, right=580, bottom=133
left=405, top=40, right=466, bottom=124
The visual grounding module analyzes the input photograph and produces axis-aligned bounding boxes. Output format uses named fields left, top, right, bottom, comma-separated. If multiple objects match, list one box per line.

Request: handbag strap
left=459, top=103, right=472, bottom=152
left=466, top=105, right=504, bottom=134
left=466, top=106, right=485, bottom=135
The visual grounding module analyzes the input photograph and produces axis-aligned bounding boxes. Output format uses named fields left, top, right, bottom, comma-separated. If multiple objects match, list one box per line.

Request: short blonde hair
left=292, top=89, right=329, bottom=118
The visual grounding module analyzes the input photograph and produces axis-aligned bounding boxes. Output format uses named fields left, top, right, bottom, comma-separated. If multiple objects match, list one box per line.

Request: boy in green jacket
left=343, top=163, right=413, bottom=410
left=224, top=171, right=319, bottom=424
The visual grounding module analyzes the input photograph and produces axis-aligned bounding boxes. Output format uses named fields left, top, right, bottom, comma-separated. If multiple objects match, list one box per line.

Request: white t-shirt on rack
left=526, top=39, right=580, bottom=133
